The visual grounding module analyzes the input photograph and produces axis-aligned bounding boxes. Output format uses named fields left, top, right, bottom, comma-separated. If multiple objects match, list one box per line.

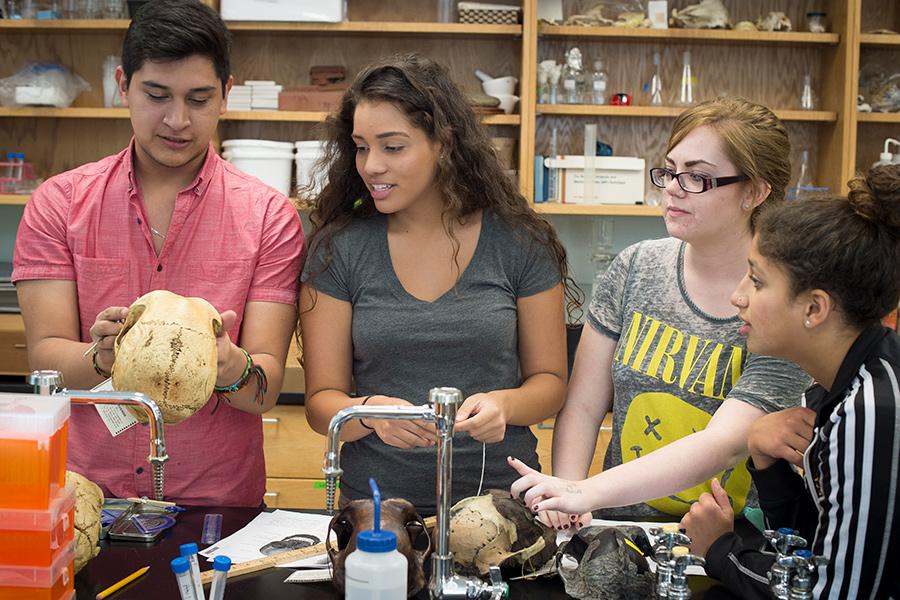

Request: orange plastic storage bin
left=0, top=543, right=74, bottom=600
left=0, top=394, right=69, bottom=509
left=0, top=486, right=75, bottom=566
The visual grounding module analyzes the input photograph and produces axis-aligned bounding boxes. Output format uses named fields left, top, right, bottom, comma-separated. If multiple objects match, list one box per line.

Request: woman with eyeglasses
left=509, top=97, right=810, bottom=528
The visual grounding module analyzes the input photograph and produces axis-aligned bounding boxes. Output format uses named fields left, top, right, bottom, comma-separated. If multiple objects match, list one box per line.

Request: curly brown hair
left=302, top=52, right=581, bottom=318
left=756, top=165, right=900, bottom=329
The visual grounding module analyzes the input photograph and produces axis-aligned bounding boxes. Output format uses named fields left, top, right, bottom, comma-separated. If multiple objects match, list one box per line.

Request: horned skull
left=112, top=290, right=221, bottom=424
left=448, top=489, right=557, bottom=577
left=327, top=498, right=432, bottom=597
left=670, top=0, right=731, bottom=29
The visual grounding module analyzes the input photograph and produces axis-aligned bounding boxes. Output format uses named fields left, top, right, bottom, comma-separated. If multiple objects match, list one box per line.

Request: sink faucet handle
left=487, top=566, right=508, bottom=600
left=29, top=370, right=64, bottom=395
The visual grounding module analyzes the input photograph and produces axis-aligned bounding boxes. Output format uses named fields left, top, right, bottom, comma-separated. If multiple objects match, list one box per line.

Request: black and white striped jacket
left=705, top=325, right=900, bottom=599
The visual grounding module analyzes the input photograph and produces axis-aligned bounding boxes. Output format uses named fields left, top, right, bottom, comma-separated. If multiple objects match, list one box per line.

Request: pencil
left=96, top=565, right=149, bottom=599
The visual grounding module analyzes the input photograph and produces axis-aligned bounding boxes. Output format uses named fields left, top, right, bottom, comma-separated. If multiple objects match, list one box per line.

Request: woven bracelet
left=214, top=348, right=252, bottom=393
left=91, top=347, right=112, bottom=379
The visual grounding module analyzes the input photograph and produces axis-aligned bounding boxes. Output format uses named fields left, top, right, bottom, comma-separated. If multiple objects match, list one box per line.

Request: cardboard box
left=279, top=85, right=347, bottom=112
left=544, top=156, right=645, bottom=204
left=220, top=0, right=345, bottom=22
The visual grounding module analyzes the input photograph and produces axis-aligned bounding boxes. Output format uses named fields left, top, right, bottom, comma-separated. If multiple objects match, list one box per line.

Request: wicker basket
left=458, top=2, right=521, bottom=25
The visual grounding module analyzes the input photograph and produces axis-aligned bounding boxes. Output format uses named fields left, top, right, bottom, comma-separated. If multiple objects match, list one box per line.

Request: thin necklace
left=149, top=225, right=166, bottom=240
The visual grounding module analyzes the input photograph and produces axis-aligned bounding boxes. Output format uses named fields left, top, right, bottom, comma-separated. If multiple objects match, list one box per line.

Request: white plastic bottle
left=344, top=479, right=407, bottom=600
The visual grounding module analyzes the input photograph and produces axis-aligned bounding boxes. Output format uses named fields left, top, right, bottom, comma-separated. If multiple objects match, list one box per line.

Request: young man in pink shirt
left=12, top=0, right=304, bottom=507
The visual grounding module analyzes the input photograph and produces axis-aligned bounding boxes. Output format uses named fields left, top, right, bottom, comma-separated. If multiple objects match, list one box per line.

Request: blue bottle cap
left=794, top=549, right=813, bottom=558
left=179, top=542, right=199, bottom=556
left=213, top=555, right=232, bottom=571
left=777, top=527, right=795, bottom=535
left=5, top=152, right=14, bottom=160
left=357, top=529, right=398, bottom=552
left=171, top=556, right=190, bottom=574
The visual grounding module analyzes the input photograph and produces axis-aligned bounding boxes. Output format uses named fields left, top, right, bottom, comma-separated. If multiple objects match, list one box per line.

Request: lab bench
left=75, top=505, right=747, bottom=599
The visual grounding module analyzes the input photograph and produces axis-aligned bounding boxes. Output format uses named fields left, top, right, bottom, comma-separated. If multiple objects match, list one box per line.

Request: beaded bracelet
left=91, top=347, right=111, bottom=379
left=214, top=348, right=252, bottom=393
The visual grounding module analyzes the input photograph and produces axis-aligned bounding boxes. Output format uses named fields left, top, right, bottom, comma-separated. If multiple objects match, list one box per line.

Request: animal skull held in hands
left=112, top=290, right=222, bottom=424
left=327, top=498, right=432, bottom=597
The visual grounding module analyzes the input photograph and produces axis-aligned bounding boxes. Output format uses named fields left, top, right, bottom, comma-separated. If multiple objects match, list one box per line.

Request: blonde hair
left=667, top=97, right=791, bottom=229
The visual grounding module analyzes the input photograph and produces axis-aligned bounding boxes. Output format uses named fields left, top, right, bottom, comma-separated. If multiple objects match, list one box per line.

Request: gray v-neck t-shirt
left=303, top=210, right=560, bottom=514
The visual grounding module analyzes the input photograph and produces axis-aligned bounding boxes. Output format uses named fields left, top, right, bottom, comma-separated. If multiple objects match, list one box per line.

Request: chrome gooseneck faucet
left=29, top=370, right=169, bottom=501
left=323, top=386, right=508, bottom=600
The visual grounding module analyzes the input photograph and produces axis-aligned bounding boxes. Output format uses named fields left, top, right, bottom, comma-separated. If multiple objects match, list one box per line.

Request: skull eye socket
left=332, top=517, right=354, bottom=550
left=406, top=521, right=430, bottom=552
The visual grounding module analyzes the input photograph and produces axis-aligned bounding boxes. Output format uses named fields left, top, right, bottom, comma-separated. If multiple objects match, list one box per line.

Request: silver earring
left=742, top=203, right=751, bottom=210
left=805, top=320, right=811, bottom=328
left=736, top=295, right=746, bottom=305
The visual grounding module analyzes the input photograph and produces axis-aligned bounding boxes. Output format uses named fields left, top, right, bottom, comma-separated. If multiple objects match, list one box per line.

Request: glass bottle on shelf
left=563, top=47, right=585, bottom=104
left=590, top=59, right=609, bottom=105
left=800, top=74, right=815, bottom=110
left=643, top=51, right=664, bottom=106
left=590, top=218, right=616, bottom=300
left=676, top=50, right=695, bottom=106
left=789, top=149, right=815, bottom=200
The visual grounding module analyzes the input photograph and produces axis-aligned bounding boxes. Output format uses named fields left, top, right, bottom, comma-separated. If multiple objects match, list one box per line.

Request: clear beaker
left=436, top=0, right=454, bottom=22
left=102, top=55, right=122, bottom=107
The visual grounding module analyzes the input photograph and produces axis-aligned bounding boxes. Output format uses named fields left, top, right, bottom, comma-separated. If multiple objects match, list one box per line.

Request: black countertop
left=76, top=506, right=748, bottom=599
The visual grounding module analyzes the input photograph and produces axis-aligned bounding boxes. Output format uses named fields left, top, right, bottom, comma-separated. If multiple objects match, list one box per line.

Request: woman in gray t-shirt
left=300, top=54, right=579, bottom=514
left=511, top=98, right=810, bottom=525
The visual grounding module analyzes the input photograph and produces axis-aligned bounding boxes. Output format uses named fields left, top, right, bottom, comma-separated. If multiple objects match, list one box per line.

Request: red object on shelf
left=611, top=93, right=632, bottom=106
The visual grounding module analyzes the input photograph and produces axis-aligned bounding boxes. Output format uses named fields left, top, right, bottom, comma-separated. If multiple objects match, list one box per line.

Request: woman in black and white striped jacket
left=680, top=164, right=900, bottom=599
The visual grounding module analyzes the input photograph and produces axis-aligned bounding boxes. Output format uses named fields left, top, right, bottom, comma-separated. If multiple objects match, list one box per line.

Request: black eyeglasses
left=649, top=167, right=749, bottom=194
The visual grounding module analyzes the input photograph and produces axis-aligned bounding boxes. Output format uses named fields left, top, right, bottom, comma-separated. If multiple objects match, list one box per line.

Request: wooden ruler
left=199, top=515, right=436, bottom=585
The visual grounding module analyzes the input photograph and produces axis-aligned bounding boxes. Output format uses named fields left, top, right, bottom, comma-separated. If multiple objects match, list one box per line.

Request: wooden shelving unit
left=859, top=33, right=900, bottom=46
left=536, top=104, right=837, bottom=122
left=0, top=195, right=29, bottom=206
left=0, top=19, right=521, bottom=36
left=540, top=25, right=840, bottom=46
left=534, top=203, right=662, bottom=217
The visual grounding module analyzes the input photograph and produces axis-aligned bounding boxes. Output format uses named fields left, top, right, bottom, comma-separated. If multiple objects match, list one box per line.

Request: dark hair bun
left=847, top=165, right=900, bottom=236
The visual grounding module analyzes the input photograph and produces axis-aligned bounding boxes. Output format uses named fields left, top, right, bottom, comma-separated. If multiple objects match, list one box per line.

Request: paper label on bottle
left=92, top=378, right=139, bottom=437
left=593, top=81, right=607, bottom=91
left=564, top=79, right=576, bottom=90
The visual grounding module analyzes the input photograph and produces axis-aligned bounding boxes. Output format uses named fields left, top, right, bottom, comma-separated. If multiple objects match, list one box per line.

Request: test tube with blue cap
left=179, top=542, right=205, bottom=600
left=208, top=556, right=231, bottom=600
left=171, top=557, right=200, bottom=600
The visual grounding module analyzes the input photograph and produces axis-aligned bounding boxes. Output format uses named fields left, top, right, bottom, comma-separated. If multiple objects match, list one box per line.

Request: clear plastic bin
left=0, top=543, right=75, bottom=600
left=0, top=393, right=70, bottom=510
left=0, top=486, right=75, bottom=566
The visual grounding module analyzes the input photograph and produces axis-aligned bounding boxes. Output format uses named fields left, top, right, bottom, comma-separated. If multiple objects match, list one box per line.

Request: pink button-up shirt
left=13, top=142, right=304, bottom=506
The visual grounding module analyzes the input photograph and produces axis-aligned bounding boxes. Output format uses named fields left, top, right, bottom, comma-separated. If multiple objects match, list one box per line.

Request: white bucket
left=295, top=140, right=327, bottom=200
left=222, top=138, right=295, bottom=152
left=223, top=148, right=295, bottom=197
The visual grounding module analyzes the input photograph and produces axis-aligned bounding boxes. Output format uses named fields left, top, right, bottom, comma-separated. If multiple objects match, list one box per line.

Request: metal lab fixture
left=29, top=370, right=169, bottom=501
left=323, top=387, right=508, bottom=600
left=650, top=525, right=692, bottom=598
left=667, top=546, right=705, bottom=600
left=764, top=527, right=808, bottom=600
